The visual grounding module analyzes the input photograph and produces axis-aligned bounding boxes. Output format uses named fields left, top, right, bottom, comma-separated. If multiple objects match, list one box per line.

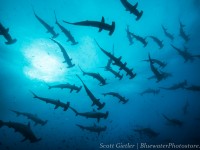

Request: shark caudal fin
left=78, top=65, right=86, bottom=75
left=69, top=106, right=79, bottom=116
left=136, top=11, right=143, bottom=21
left=109, top=21, right=115, bottom=36
left=123, top=99, right=129, bottom=104
left=29, top=90, right=38, bottom=98
left=76, top=124, right=84, bottom=130
left=52, top=33, right=59, bottom=39
left=5, top=39, right=17, bottom=45
left=77, top=86, right=82, bottom=93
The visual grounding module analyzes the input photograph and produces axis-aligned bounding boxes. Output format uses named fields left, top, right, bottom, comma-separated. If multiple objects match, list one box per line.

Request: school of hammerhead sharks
left=0, top=0, right=200, bottom=144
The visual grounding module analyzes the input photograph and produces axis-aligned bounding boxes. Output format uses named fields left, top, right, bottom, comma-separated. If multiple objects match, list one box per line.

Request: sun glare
left=23, top=39, right=67, bottom=82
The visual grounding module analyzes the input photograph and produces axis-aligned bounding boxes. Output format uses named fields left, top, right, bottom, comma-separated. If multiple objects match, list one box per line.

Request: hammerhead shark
left=142, top=58, right=167, bottom=68
left=161, top=25, right=174, bottom=41
left=70, top=107, right=108, bottom=122
left=134, top=127, right=159, bottom=138
left=102, top=92, right=129, bottom=104
left=32, top=7, right=59, bottom=38
left=47, top=83, right=82, bottom=93
left=184, top=85, right=200, bottom=92
left=120, top=0, right=143, bottom=21
left=148, top=71, right=172, bottom=81
left=103, top=66, right=123, bottom=80
left=54, top=11, right=78, bottom=45
left=130, top=32, right=147, bottom=47
left=50, top=38, right=75, bottom=68
left=76, top=123, right=107, bottom=136
left=63, top=16, right=115, bottom=35
left=159, top=80, right=187, bottom=90
left=0, top=23, right=17, bottom=44
left=95, top=40, right=136, bottom=79
left=162, top=114, right=183, bottom=127
left=126, top=25, right=134, bottom=45
left=10, top=110, right=48, bottom=126
left=179, top=21, right=190, bottom=42
left=171, top=44, right=199, bottom=62
left=148, top=36, right=164, bottom=49
left=78, top=66, right=107, bottom=86
left=0, top=120, right=41, bottom=143
left=140, top=88, right=160, bottom=96
left=76, top=75, right=105, bottom=110
left=30, top=91, right=70, bottom=111
left=148, top=53, right=165, bottom=82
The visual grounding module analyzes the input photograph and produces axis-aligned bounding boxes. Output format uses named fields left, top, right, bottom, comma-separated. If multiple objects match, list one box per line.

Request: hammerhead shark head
left=47, top=83, right=82, bottom=93
left=70, top=107, right=108, bottom=122
left=148, top=36, right=164, bottom=49
left=76, top=75, right=105, bottom=110
left=159, top=80, right=187, bottom=90
left=63, top=16, right=115, bottom=35
left=102, top=92, right=129, bottom=104
left=148, top=53, right=165, bottom=82
left=76, top=123, right=107, bottom=136
left=0, top=120, right=41, bottom=143
left=32, top=7, right=59, bottom=38
left=50, top=38, right=75, bottom=68
left=130, top=32, right=147, bottom=47
left=54, top=11, right=78, bottom=45
left=142, top=58, right=167, bottom=68
left=126, top=25, right=134, bottom=45
left=95, top=40, right=136, bottom=79
left=162, top=114, right=183, bottom=127
left=179, top=21, right=190, bottom=42
left=120, top=0, right=143, bottom=21
left=140, top=88, right=160, bottom=96
left=10, top=110, right=48, bottom=126
left=134, top=127, right=159, bottom=138
left=184, top=85, right=200, bottom=92
left=30, top=91, right=70, bottom=111
left=78, top=66, right=107, bottom=86
left=161, top=25, right=174, bottom=41
left=0, top=23, right=17, bottom=44
left=171, top=44, right=197, bottom=62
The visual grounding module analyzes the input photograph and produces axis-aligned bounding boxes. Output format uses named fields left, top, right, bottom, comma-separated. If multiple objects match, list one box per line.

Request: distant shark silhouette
left=63, top=16, right=115, bottom=35
left=184, top=85, right=200, bottom=92
left=103, top=66, right=123, bottom=80
left=179, top=21, right=190, bottom=42
left=76, top=75, right=105, bottom=110
left=102, top=92, right=129, bottom=104
left=50, top=38, right=75, bottom=68
left=54, top=11, right=78, bottom=45
left=148, top=36, right=164, bottom=49
left=70, top=107, right=108, bottom=122
left=162, top=114, right=183, bottom=127
left=126, top=25, right=134, bottom=45
left=162, top=25, right=174, bottom=41
left=10, top=110, right=48, bottom=126
left=30, top=91, right=70, bottom=111
left=134, top=127, right=159, bottom=138
left=0, top=120, right=41, bottom=143
left=140, top=88, right=160, bottom=96
left=142, top=58, right=167, bottom=68
left=148, top=71, right=172, bottom=81
left=32, top=6, right=59, bottom=38
left=95, top=40, right=136, bottom=79
left=120, top=0, right=143, bottom=21
left=0, top=23, right=17, bottom=44
left=47, top=83, right=82, bottom=93
left=76, top=123, right=106, bottom=136
left=159, top=80, right=187, bottom=90
left=78, top=65, right=107, bottom=86
left=130, top=32, right=147, bottom=47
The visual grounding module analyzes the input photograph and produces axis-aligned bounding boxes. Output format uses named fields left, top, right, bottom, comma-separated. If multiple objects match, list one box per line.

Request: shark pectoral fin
left=54, top=105, right=59, bottom=109
left=70, top=89, right=73, bottom=93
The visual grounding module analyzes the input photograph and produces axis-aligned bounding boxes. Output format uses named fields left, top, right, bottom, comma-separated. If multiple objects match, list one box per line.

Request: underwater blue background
left=0, top=0, right=200, bottom=149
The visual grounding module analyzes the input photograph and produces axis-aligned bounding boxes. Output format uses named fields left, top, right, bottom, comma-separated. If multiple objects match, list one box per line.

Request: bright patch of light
left=23, top=39, right=67, bottom=82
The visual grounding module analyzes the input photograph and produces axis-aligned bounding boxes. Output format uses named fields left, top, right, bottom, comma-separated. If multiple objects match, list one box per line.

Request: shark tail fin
left=123, top=99, right=129, bottom=104
left=69, top=107, right=79, bottom=116
left=78, top=65, right=86, bottom=76
left=136, top=11, right=143, bottom=21
left=76, top=124, right=84, bottom=130
left=54, top=10, right=58, bottom=24
left=5, top=39, right=17, bottom=45
left=52, top=33, right=59, bottom=39
left=77, top=86, right=82, bottom=93
left=29, top=90, right=38, bottom=98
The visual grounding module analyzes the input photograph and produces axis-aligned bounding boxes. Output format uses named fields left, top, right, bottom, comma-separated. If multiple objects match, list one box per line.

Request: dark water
left=0, top=0, right=200, bottom=150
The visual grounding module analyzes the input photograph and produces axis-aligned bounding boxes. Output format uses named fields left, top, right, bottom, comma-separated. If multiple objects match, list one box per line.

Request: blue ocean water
left=0, top=0, right=200, bottom=149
